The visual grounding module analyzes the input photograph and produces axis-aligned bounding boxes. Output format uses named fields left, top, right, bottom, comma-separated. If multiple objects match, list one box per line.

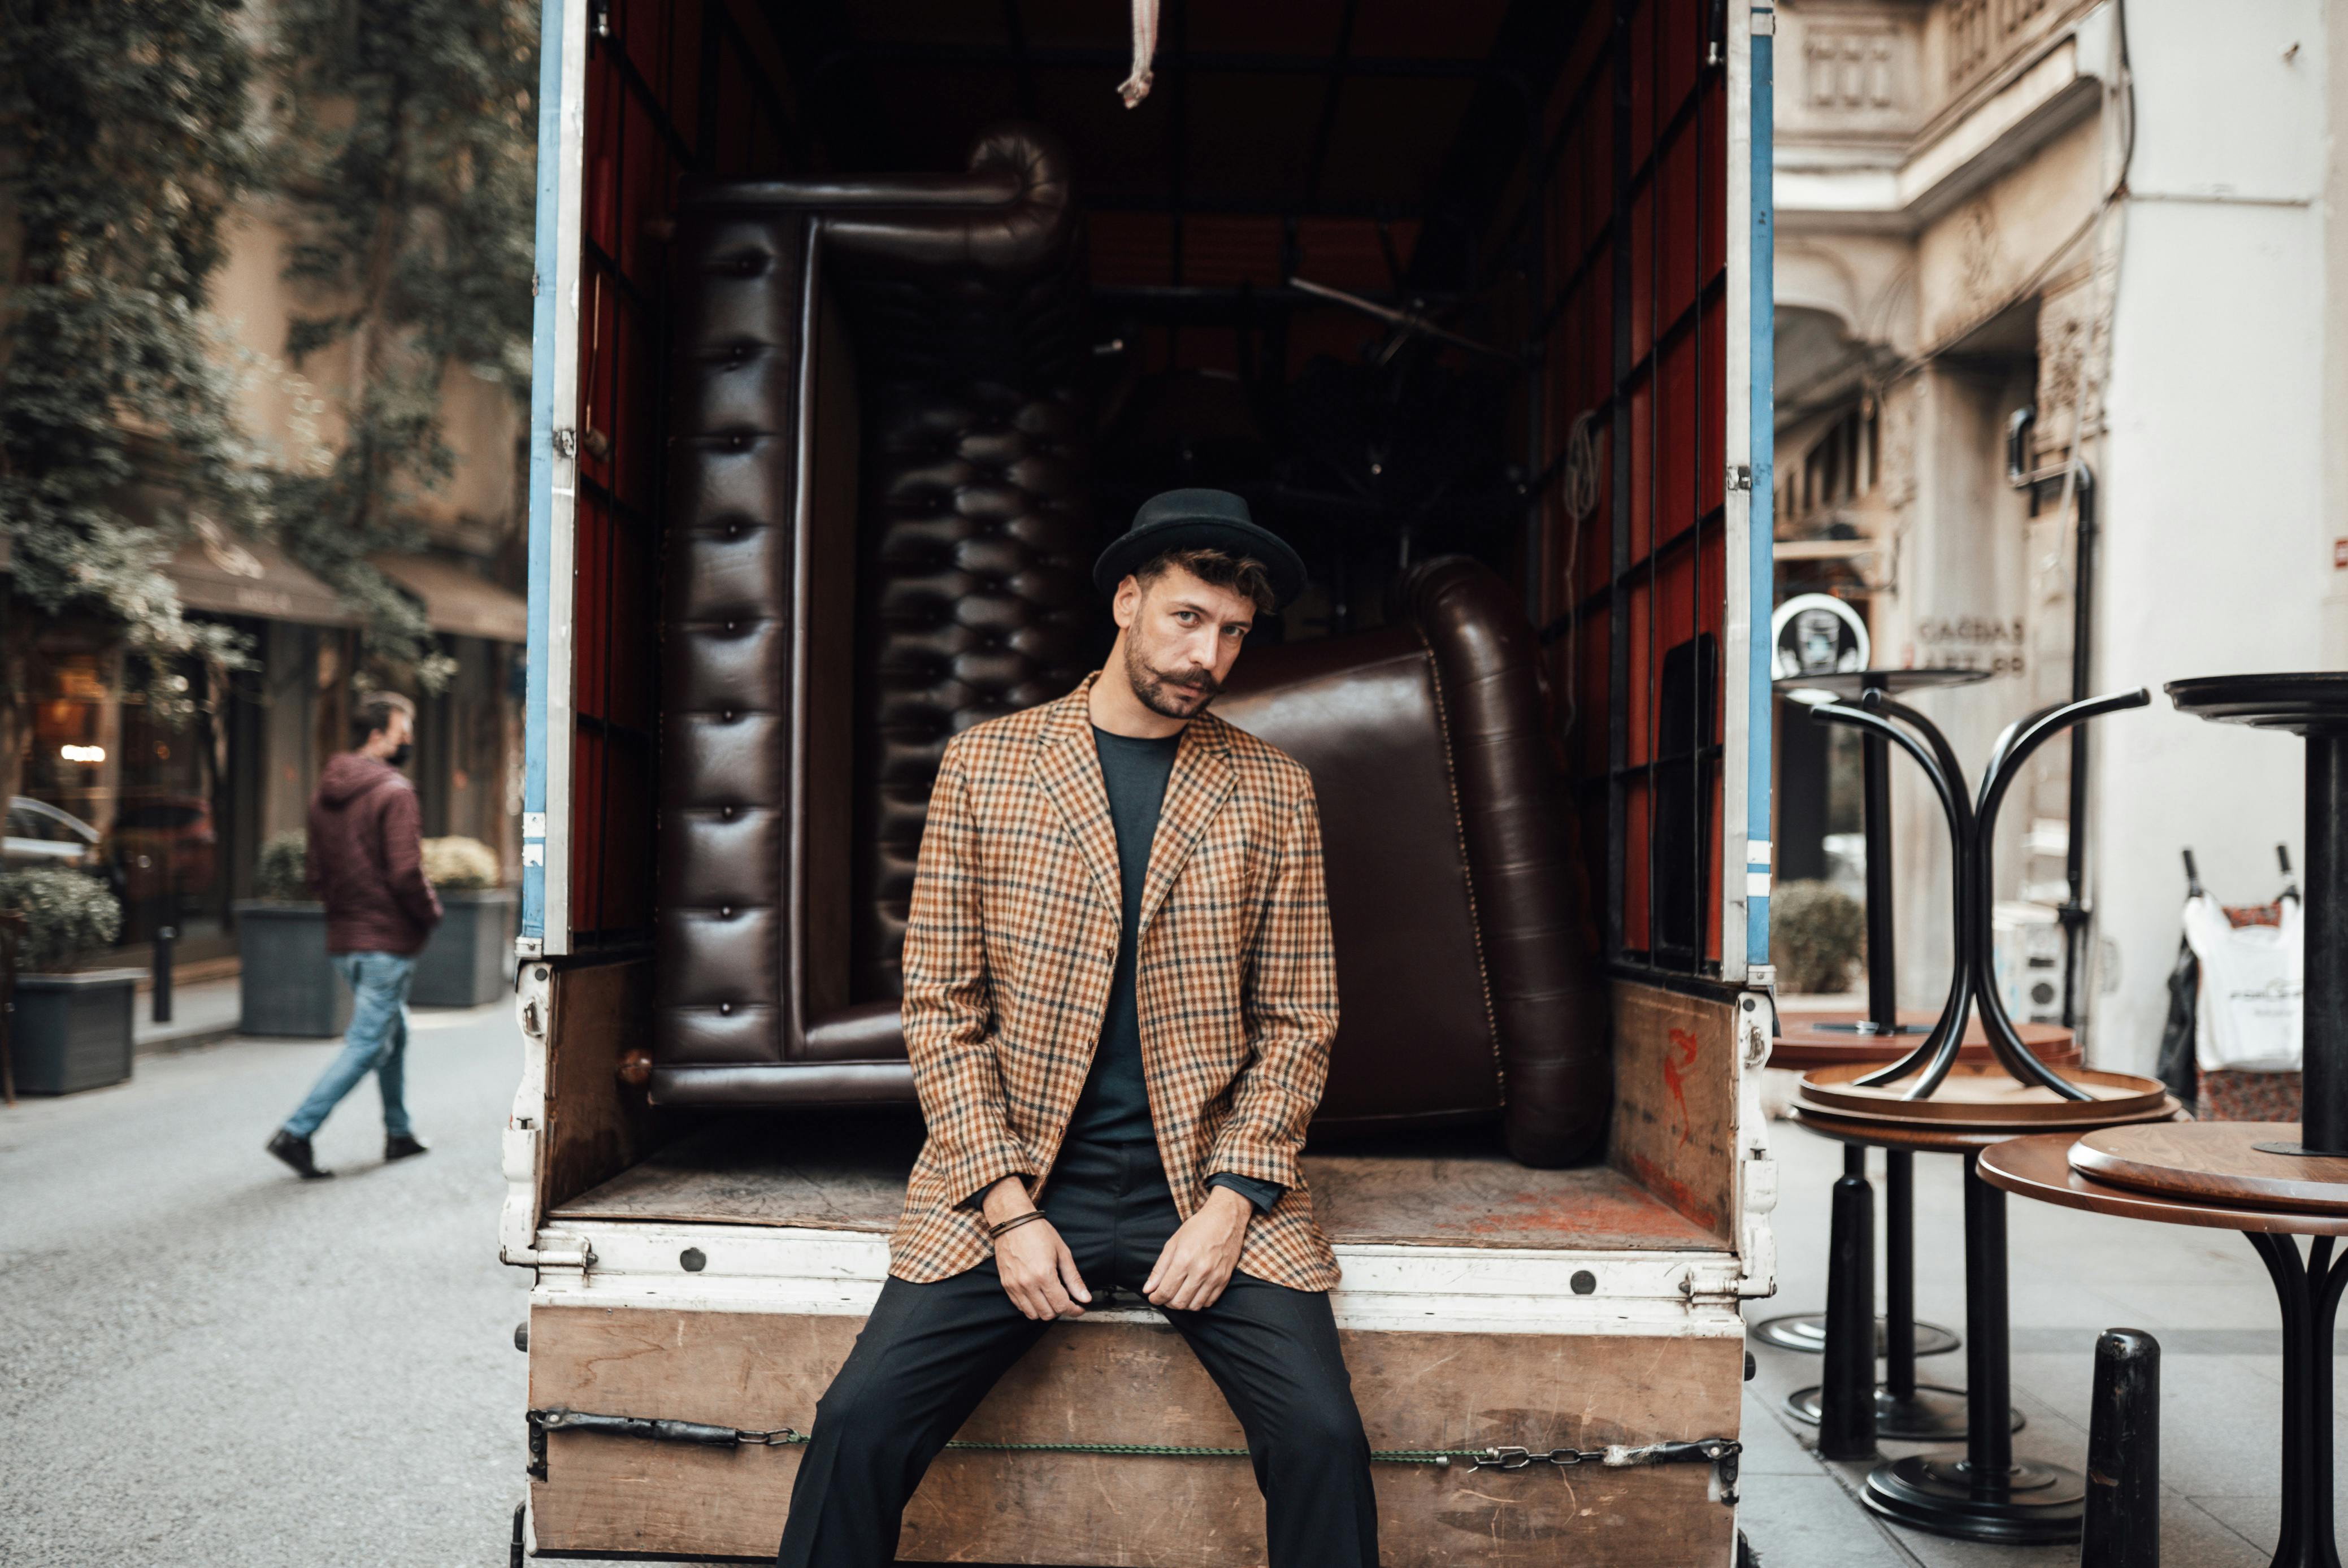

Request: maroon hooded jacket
left=307, top=753, right=443, bottom=956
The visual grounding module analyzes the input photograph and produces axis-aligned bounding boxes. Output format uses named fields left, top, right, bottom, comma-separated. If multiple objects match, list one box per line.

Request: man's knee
left=808, top=1368, right=902, bottom=1459
left=1261, top=1391, right=1369, bottom=1462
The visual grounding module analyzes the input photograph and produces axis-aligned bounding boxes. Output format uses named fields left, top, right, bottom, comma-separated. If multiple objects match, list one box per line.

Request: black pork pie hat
left=1091, top=488, right=1307, bottom=610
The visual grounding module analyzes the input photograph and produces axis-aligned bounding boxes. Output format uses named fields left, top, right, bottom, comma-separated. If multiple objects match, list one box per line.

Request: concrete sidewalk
left=1738, top=1103, right=2347, bottom=1566
left=132, top=974, right=244, bottom=1056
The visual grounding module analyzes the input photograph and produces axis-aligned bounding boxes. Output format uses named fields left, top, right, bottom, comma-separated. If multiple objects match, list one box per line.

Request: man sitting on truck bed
left=776, top=489, right=1377, bottom=1568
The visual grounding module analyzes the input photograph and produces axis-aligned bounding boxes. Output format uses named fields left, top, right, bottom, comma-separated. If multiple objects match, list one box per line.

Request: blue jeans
left=283, top=952, right=415, bottom=1139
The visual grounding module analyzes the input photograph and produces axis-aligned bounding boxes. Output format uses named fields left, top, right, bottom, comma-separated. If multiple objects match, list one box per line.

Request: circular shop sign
left=1771, top=592, right=1870, bottom=681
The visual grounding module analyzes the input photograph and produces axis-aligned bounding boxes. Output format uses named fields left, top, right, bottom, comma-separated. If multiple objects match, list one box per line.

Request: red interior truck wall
left=1537, top=0, right=1729, bottom=977
left=567, top=0, right=798, bottom=945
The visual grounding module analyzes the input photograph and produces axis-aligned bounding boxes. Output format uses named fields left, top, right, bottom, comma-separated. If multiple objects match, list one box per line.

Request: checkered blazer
left=889, top=673, right=1342, bottom=1292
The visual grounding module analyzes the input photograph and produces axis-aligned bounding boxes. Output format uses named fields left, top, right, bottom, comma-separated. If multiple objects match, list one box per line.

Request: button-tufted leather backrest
left=655, top=127, right=1097, bottom=1083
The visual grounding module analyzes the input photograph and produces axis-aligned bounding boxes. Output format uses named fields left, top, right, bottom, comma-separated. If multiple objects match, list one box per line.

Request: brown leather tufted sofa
left=654, top=127, right=1099, bottom=1105
left=652, top=129, right=1611, bottom=1166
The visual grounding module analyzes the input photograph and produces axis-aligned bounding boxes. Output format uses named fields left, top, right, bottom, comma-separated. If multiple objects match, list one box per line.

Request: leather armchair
left=1214, top=559, right=1611, bottom=1166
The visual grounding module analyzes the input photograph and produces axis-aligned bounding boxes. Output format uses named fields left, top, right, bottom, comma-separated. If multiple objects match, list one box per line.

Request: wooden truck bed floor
left=550, top=1114, right=1727, bottom=1254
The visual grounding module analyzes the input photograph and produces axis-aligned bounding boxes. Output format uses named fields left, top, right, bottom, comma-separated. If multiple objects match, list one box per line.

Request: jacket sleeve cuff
left=952, top=1150, right=1034, bottom=1211
left=1206, top=1171, right=1283, bottom=1215
left=1204, top=1140, right=1301, bottom=1193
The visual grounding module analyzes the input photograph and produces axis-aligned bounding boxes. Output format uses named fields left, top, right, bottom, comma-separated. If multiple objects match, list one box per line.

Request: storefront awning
left=166, top=528, right=355, bottom=627
left=369, top=553, right=529, bottom=644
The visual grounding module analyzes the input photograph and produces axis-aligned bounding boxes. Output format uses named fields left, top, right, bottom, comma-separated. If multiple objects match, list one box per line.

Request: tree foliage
left=267, top=0, right=539, bottom=689
left=0, top=0, right=265, bottom=680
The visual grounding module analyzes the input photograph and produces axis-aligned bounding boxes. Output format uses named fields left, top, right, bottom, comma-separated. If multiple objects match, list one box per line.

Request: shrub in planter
left=1, top=867, right=136, bottom=1094
left=412, top=835, right=516, bottom=1007
left=1772, top=879, right=1865, bottom=996
left=235, top=830, right=353, bottom=1038
left=254, top=829, right=311, bottom=902
left=422, top=835, right=502, bottom=891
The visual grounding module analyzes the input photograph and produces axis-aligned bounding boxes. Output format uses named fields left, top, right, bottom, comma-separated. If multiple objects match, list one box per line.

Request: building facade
left=3, top=196, right=527, bottom=975
left=1773, top=0, right=2342, bottom=1069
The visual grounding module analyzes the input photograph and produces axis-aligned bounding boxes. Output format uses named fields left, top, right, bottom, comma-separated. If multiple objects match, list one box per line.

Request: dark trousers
left=775, top=1139, right=1379, bottom=1568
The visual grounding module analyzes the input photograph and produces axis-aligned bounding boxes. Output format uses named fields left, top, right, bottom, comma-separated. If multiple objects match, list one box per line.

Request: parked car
left=5, top=797, right=102, bottom=871
left=109, top=794, right=217, bottom=901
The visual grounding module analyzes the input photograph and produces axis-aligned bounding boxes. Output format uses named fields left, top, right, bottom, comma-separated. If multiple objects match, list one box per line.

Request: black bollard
left=151, top=924, right=176, bottom=1024
left=1817, top=1149, right=1879, bottom=1461
left=2081, top=1328, right=2160, bottom=1567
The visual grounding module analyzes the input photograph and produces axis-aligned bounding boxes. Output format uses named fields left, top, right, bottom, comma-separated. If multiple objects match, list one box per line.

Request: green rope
left=938, top=1438, right=1472, bottom=1466
left=757, top=1430, right=1469, bottom=1465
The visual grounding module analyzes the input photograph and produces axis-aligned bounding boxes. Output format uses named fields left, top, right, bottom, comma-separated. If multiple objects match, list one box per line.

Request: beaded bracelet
left=987, top=1210, right=1051, bottom=1240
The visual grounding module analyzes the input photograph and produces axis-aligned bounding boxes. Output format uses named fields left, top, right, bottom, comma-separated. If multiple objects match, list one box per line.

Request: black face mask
left=388, top=742, right=414, bottom=768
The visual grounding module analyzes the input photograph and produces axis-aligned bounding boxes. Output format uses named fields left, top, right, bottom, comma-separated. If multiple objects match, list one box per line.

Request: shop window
left=14, top=636, right=250, bottom=958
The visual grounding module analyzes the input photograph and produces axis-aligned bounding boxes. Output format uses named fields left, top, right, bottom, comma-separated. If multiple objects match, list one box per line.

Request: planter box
left=11, top=969, right=140, bottom=1094
left=234, top=902, right=353, bottom=1038
left=413, top=888, right=518, bottom=1007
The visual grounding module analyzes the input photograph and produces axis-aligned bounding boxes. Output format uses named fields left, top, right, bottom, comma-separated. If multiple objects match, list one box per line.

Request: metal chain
left=528, top=1409, right=1738, bottom=1475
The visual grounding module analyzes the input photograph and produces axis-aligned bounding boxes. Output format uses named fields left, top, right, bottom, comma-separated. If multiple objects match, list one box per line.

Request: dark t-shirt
left=1060, top=726, right=1281, bottom=1215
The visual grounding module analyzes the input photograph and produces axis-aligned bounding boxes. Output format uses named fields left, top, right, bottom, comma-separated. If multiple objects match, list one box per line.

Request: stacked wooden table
left=1777, top=681, right=2171, bottom=1543
left=1981, top=1128, right=2347, bottom=1567
left=1764, top=1013, right=2078, bottom=1420
left=1972, top=673, right=2348, bottom=1568
left=1791, top=1066, right=2181, bottom=1544
left=1758, top=670, right=1997, bottom=1417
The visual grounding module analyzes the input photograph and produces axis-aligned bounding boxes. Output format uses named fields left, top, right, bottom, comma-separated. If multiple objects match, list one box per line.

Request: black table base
left=1863, top=1456, right=2089, bottom=1545
left=2243, top=1232, right=2347, bottom=1568
left=1861, top=1154, right=2085, bottom=1544
left=1751, top=1313, right=1960, bottom=1357
left=1797, top=1145, right=2010, bottom=1449
left=1785, top=1380, right=1989, bottom=1442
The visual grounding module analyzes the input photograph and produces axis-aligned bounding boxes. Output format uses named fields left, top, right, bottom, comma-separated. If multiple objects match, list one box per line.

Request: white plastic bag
left=2182, top=892, right=2302, bottom=1074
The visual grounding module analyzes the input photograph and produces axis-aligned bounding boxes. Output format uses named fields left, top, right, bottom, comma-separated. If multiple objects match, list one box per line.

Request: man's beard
left=1122, top=639, right=1221, bottom=719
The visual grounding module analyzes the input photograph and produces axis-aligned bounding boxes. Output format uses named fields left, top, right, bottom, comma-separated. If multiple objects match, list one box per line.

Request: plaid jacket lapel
left=1138, top=718, right=1235, bottom=935
left=1027, top=678, right=1121, bottom=917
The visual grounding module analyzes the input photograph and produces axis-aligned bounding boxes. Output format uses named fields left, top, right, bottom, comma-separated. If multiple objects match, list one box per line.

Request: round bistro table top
left=1796, top=1061, right=2169, bottom=1126
left=2067, top=1122, right=2348, bottom=1215
left=1789, top=1102, right=2184, bottom=1154
left=1774, top=667, right=1995, bottom=700
left=1770, top=1011, right=2077, bottom=1072
left=1981, top=1132, right=2348, bottom=1236
left=2166, top=671, right=2348, bottom=735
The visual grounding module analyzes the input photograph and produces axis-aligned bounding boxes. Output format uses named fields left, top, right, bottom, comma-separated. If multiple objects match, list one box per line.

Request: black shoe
left=384, top=1133, right=429, bottom=1162
left=266, top=1129, right=333, bottom=1180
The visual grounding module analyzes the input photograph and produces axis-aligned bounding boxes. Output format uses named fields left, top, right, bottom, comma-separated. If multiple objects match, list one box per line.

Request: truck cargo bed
left=527, top=1114, right=1746, bottom=1565
left=549, top=1115, right=1728, bottom=1255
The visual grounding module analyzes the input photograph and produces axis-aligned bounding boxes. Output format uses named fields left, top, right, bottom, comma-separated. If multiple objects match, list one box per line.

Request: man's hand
left=1144, top=1185, right=1252, bottom=1312
left=981, top=1175, right=1091, bottom=1321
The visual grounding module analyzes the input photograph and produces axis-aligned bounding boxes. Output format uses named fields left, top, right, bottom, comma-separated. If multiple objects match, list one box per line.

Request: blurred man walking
left=264, top=692, right=442, bottom=1179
